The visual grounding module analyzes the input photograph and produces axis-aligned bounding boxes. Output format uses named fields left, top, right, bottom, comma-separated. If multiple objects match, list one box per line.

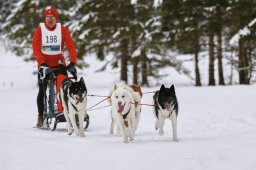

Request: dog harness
left=122, top=106, right=131, bottom=119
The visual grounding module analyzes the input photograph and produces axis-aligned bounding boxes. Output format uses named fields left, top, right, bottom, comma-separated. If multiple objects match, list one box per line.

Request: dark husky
left=58, top=77, right=87, bottom=137
left=153, top=84, right=179, bottom=141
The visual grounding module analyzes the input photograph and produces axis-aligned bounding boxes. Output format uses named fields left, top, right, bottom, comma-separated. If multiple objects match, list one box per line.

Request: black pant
left=37, top=75, right=48, bottom=116
left=37, top=68, right=67, bottom=116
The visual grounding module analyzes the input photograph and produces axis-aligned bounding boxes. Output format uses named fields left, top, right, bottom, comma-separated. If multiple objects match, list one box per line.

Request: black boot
left=36, top=115, right=44, bottom=128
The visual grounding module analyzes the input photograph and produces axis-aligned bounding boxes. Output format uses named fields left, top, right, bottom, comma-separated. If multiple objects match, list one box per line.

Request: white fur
left=154, top=103, right=178, bottom=141
left=132, top=91, right=142, bottom=131
left=109, top=82, right=142, bottom=135
left=59, top=84, right=87, bottom=137
left=110, top=83, right=136, bottom=143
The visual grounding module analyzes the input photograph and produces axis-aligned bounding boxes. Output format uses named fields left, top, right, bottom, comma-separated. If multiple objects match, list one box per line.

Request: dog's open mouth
left=76, top=98, right=84, bottom=105
left=164, top=103, right=174, bottom=112
left=118, top=103, right=126, bottom=113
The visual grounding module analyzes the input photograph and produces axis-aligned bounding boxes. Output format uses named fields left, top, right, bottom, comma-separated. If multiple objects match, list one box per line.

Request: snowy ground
left=1, top=42, right=256, bottom=170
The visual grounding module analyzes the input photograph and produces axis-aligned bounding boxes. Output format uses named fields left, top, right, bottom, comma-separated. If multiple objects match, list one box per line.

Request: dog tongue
left=118, top=104, right=125, bottom=113
left=164, top=104, right=172, bottom=111
left=76, top=98, right=83, bottom=105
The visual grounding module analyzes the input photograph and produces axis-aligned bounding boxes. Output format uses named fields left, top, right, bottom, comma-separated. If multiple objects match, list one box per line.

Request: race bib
left=40, top=23, right=62, bottom=55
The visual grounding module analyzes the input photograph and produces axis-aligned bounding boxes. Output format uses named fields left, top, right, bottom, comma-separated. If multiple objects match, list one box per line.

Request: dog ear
left=138, top=85, right=143, bottom=97
left=114, top=84, right=118, bottom=90
left=79, top=77, right=85, bottom=84
left=170, top=85, right=175, bottom=94
left=67, top=80, right=73, bottom=88
left=160, top=84, right=165, bottom=92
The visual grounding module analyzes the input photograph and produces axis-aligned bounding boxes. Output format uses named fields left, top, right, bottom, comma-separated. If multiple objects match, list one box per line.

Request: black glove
left=38, top=63, right=53, bottom=80
left=67, top=62, right=77, bottom=80
left=58, top=64, right=67, bottom=75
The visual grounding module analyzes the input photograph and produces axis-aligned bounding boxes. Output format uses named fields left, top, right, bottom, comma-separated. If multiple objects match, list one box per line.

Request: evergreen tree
left=132, top=0, right=163, bottom=86
left=228, top=0, right=256, bottom=84
left=0, top=0, right=18, bottom=33
left=161, top=0, right=205, bottom=86
left=70, top=0, right=160, bottom=85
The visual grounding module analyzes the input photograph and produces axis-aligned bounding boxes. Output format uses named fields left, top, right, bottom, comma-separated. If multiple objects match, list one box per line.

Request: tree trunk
left=243, top=46, right=250, bottom=84
left=216, top=5, right=225, bottom=85
left=195, top=53, right=201, bottom=86
left=132, top=57, right=139, bottom=85
left=247, top=47, right=252, bottom=84
left=141, top=48, right=149, bottom=86
left=229, top=49, right=234, bottom=85
left=238, top=40, right=246, bottom=84
left=208, top=31, right=215, bottom=86
left=217, top=30, right=225, bottom=85
left=194, top=27, right=201, bottom=86
left=131, top=29, right=139, bottom=85
left=120, top=38, right=128, bottom=83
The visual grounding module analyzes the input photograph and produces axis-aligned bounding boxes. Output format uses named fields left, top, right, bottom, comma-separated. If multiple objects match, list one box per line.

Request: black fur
left=59, top=77, right=87, bottom=111
left=153, top=84, right=178, bottom=118
left=69, top=78, right=87, bottom=100
left=59, top=78, right=73, bottom=111
left=153, top=91, right=160, bottom=119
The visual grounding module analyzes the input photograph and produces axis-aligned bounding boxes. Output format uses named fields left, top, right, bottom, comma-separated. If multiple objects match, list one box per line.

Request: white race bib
left=40, top=23, right=62, bottom=55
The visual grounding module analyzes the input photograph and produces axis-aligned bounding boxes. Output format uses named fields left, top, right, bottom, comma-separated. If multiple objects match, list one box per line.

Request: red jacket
left=32, top=24, right=77, bottom=68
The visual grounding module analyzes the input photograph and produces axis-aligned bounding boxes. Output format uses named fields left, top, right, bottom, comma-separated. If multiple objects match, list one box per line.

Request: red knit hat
left=44, top=6, right=58, bottom=20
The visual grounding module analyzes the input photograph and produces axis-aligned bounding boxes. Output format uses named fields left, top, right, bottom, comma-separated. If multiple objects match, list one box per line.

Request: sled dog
left=110, top=82, right=137, bottom=143
left=129, top=84, right=143, bottom=131
left=153, top=84, right=179, bottom=141
left=58, top=77, right=87, bottom=137
left=109, top=82, right=142, bottom=135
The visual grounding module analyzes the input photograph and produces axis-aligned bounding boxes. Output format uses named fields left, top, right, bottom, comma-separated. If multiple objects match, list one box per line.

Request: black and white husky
left=110, top=82, right=137, bottom=143
left=58, top=77, right=87, bottom=137
left=153, top=84, right=179, bottom=141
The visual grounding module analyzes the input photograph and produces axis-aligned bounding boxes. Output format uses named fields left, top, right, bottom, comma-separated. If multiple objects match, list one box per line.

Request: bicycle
left=41, top=63, right=89, bottom=131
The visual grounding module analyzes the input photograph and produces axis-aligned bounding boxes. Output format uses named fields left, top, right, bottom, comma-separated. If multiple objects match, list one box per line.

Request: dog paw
left=68, top=132, right=73, bottom=135
left=74, top=131, right=80, bottom=136
left=80, top=133, right=85, bottom=137
left=123, top=137, right=129, bottom=143
left=155, top=123, right=159, bottom=130
left=173, top=136, right=178, bottom=142
left=173, top=138, right=179, bottom=142
left=159, top=130, right=164, bottom=136
left=129, top=137, right=134, bottom=141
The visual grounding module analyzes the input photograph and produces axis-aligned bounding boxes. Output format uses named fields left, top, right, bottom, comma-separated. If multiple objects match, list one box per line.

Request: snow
left=153, top=0, right=163, bottom=7
left=1, top=41, right=256, bottom=170
left=229, top=18, right=256, bottom=46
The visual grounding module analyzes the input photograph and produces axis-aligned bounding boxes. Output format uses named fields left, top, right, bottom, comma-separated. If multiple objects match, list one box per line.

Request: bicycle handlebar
left=39, top=62, right=77, bottom=81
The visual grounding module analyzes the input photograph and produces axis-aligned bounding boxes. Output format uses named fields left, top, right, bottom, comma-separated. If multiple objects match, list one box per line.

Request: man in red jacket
left=33, top=6, right=77, bottom=127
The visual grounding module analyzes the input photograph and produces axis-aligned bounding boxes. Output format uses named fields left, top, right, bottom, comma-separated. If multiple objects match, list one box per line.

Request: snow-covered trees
left=1, top=0, right=256, bottom=85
